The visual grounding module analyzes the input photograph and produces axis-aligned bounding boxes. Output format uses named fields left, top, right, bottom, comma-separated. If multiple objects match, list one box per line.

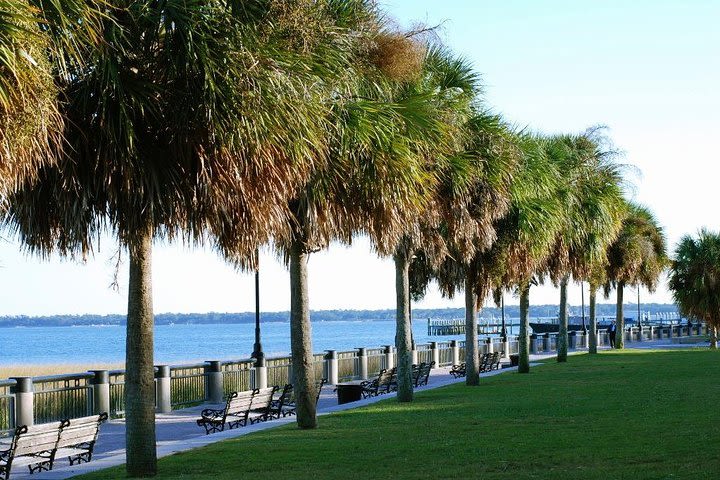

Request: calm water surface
left=0, top=320, right=471, bottom=365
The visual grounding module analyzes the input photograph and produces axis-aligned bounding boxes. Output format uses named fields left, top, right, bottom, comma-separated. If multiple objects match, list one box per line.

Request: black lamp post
left=637, top=284, right=642, bottom=332
left=581, top=282, right=587, bottom=333
left=500, top=293, right=507, bottom=339
left=250, top=250, right=264, bottom=366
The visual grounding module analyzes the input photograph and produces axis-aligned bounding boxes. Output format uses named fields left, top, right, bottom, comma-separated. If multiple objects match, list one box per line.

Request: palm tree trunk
left=518, top=280, right=531, bottom=373
left=125, top=225, right=157, bottom=478
left=464, top=268, right=480, bottom=386
left=289, top=240, right=317, bottom=428
left=557, top=275, right=569, bottom=362
left=615, top=282, right=625, bottom=349
left=588, top=282, right=598, bottom=354
left=393, top=250, right=413, bottom=402
left=710, top=326, right=718, bottom=349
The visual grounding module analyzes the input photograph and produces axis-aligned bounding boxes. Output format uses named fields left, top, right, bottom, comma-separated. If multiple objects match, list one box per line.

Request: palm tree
left=390, top=48, right=500, bottom=396
left=543, top=130, right=626, bottom=362
left=492, top=134, right=567, bottom=373
left=5, top=1, right=346, bottom=476
left=603, top=202, right=668, bottom=349
left=668, top=229, right=720, bottom=349
left=423, top=112, right=519, bottom=387
left=277, top=28, right=466, bottom=419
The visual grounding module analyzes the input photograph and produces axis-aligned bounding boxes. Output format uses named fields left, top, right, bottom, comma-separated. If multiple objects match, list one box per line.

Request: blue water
left=0, top=321, right=469, bottom=366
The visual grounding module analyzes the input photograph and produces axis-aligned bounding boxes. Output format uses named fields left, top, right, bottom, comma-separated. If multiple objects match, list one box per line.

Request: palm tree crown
left=669, top=229, right=720, bottom=347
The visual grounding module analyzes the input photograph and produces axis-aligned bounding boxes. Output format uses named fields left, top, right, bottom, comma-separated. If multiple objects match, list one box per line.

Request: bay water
left=0, top=320, right=472, bottom=366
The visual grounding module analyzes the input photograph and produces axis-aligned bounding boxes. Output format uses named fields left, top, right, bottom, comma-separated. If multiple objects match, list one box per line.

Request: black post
left=251, top=251, right=264, bottom=366
left=581, top=282, right=587, bottom=332
left=637, top=285, right=641, bottom=328
left=409, top=296, right=415, bottom=350
left=500, top=293, right=507, bottom=339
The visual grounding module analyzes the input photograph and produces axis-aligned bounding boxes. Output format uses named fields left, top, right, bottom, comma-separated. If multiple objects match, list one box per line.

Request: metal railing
left=0, top=380, right=15, bottom=436
left=169, top=365, right=207, bottom=408
left=222, top=360, right=254, bottom=395
left=366, top=348, right=385, bottom=375
left=415, top=343, right=433, bottom=364
left=33, top=374, right=93, bottom=424
left=313, top=354, right=326, bottom=383
left=337, top=351, right=357, bottom=382
left=266, top=356, right=292, bottom=387
left=109, top=370, right=125, bottom=417
left=437, top=342, right=453, bottom=366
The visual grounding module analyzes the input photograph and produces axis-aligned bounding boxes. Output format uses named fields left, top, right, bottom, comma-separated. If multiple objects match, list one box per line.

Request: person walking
left=608, top=321, right=617, bottom=348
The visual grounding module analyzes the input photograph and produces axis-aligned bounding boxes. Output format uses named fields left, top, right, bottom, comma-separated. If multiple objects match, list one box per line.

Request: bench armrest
left=200, top=408, right=224, bottom=420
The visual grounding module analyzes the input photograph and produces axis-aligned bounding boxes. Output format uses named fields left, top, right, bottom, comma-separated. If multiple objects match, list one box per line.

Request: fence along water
left=0, top=322, right=708, bottom=436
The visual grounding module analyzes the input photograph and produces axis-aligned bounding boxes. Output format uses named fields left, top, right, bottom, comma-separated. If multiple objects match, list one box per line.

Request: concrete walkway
left=8, top=339, right=708, bottom=479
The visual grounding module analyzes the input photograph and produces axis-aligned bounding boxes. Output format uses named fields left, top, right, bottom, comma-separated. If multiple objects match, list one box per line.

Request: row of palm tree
left=0, top=1, right=672, bottom=477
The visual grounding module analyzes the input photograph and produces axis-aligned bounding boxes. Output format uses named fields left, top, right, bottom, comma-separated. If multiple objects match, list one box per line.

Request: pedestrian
left=608, top=320, right=617, bottom=348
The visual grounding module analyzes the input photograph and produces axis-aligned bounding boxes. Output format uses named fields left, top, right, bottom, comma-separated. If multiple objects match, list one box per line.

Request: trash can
left=336, top=383, right=363, bottom=404
left=510, top=354, right=519, bottom=367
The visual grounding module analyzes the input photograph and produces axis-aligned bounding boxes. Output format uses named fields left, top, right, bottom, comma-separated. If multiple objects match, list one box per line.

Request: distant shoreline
left=0, top=303, right=678, bottom=328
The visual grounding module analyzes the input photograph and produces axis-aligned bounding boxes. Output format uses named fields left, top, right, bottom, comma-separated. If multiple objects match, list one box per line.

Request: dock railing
left=0, top=322, right=707, bottom=430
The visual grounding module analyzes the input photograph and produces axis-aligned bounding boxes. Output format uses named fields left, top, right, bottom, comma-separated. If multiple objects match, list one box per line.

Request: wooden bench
left=271, top=378, right=327, bottom=418
left=197, top=389, right=255, bottom=434
left=414, top=361, right=434, bottom=387
left=360, top=369, right=395, bottom=398
left=197, top=386, right=280, bottom=434
left=270, top=384, right=296, bottom=419
left=247, top=386, right=278, bottom=424
left=0, top=413, right=107, bottom=479
left=0, top=421, right=64, bottom=479
left=54, top=413, right=108, bottom=466
left=480, top=352, right=501, bottom=373
left=449, top=362, right=466, bottom=378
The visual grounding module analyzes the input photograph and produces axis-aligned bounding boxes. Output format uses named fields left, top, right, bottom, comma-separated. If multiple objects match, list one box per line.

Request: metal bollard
left=205, top=361, right=224, bottom=403
left=325, top=350, right=339, bottom=385
left=11, top=377, right=34, bottom=427
left=357, top=347, right=368, bottom=380
left=90, top=370, right=110, bottom=416
left=450, top=340, right=460, bottom=366
left=155, top=366, right=172, bottom=414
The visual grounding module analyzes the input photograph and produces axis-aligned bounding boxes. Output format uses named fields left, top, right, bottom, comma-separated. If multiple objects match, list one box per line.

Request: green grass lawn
left=80, top=349, right=720, bottom=479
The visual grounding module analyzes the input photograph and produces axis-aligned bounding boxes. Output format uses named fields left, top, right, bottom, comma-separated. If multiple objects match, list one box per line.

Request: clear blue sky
left=1, top=1, right=718, bottom=316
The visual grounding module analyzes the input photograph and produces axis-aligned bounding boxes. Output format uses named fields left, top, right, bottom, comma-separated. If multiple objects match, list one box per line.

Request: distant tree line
left=0, top=303, right=679, bottom=328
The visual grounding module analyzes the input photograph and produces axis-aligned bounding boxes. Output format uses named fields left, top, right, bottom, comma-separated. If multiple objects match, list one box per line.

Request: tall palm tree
left=389, top=48, right=501, bottom=397
left=423, top=112, right=519, bottom=387
left=491, top=134, right=567, bottom=373
left=668, top=229, right=720, bottom=349
left=4, top=1, right=347, bottom=476
left=543, top=130, right=626, bottom=362
left=603, top=202, right=668, bottom=349
left=276, top=28, right=463, bottom=420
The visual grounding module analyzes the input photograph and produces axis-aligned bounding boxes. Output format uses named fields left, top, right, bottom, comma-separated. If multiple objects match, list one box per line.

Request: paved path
left=8, top=339, right=708, bottom=479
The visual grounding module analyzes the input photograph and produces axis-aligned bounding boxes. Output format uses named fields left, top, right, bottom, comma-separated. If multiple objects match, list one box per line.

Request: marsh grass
left=0, top=363, right=123, bottom=380
left=78, top=349, right=720, bottom=480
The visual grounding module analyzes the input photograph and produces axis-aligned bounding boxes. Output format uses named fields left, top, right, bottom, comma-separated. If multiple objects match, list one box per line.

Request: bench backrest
left=11, top=421, right=64, bottom=457
left=226, top=390, right=255, bottom=417
left=250, top=387, right=277, bottom=412
left=382, top=368, right=396, bottom=385
left=277, top=384, right=294, bottom=406
left=56, top=413, right=107, bottom=450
